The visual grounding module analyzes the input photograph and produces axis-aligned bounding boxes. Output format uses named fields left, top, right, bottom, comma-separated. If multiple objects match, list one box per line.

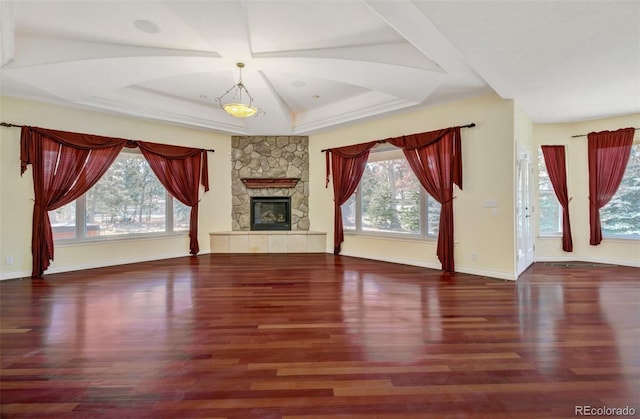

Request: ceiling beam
left=363, top=0, right=484, bottom=86
left=0, top=1, right=15, bottom=67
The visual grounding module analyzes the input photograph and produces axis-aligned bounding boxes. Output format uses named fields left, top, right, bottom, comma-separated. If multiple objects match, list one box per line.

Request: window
left=342, top=145, right=441, bottom=238
left=538, top=144, right=640, bottom=240
left=538, top=148, right=562, bottom=236
left=49, top=150, right=190, bottom=241
left=600, top=143, right=640, bottom=238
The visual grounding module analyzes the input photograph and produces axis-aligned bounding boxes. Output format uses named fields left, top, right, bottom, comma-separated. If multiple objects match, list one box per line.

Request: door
left=516, top=152, right=535, bottom=275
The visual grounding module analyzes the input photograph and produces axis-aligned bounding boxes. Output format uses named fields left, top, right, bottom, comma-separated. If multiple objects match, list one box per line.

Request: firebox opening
left=250, top=197, right=291, bottom=231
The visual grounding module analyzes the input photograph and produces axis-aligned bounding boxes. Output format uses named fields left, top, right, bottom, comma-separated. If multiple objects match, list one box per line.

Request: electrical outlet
left=471, top=252, right=477, bottom=261
left=6, top=256, right=14, bottom=265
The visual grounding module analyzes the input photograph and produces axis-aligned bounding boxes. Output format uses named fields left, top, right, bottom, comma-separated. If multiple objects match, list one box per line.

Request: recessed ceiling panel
left=136, top=71, right=232, bottom=106
left=2, top=0, right=635, bottom=135
left=14, top=1, right=213, bottom=51
left=264, top=70, right=367, bottom=113
left=246, top=1, right=404, bottom=53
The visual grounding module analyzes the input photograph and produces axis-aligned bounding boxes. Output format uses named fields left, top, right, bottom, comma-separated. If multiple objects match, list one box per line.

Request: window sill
left=54, top=232, right=189, bottom=247
left=601, top=235, right=640, bottom=243
left=344, top=231, right=437, bottom=243
left=538, top=234, right=638, bottom=242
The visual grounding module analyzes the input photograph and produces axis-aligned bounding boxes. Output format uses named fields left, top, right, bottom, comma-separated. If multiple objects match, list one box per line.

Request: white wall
left=309, top=93, right=519, bottom=279
left=0, top=96, right=232, bottom=280
left=534, top=114, right=640, bottom=266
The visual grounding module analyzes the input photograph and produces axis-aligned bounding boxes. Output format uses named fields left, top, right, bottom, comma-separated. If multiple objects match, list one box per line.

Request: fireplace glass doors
left=250, top=197, right=291, bottom=231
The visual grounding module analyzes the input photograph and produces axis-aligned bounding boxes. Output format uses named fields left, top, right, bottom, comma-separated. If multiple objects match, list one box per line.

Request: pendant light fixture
left=215, top=62, right=261, bottom=118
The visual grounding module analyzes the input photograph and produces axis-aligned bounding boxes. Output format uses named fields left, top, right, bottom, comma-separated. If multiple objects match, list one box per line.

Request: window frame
left=342, top=145, right=440, bottom=241
left=537, top=147, right=563, bottom=237
left=51, top=149, right=189, bottom=244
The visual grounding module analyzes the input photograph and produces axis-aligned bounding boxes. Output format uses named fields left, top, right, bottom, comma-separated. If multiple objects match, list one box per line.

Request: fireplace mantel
left=241, top=178, right=300, bottom=189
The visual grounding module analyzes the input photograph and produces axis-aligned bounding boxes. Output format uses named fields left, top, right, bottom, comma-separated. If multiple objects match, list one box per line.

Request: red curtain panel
left=388, top=127, right=462, bottom=272
left=587, top=128, right=635, bottom=245
left=137, top=141, right=209, bottom=255
left=325, top=141, right=377, bottom=254
left=20, top=127, right=126, bottom=277
left=20, top=127, right=210, bottom=277
left=541, top=145, right=573, bottom=252
left=325, top=126, right=463, bottom=272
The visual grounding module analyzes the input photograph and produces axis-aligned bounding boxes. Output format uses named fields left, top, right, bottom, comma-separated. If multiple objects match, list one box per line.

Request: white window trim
left=52, top=149, right=189, bottom=243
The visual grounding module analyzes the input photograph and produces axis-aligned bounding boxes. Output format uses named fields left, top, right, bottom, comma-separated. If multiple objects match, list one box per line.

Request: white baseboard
left=0, top=270, right=31, bottom=281
left=455, top=266, right=518, bottom=281
left=0, top=252, right=191, bottom=281
left=339, top=250, right=517, bottom=281
left=4, top=252, right=632, bottom=282
left=340, top=250, right=442, bottom=270
left=535, top=256, right=640, bottom=268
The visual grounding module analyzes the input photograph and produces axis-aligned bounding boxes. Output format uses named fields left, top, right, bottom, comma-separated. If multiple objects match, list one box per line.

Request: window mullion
left=355, top=188, right=362, bottom=232
left=77, top=195, right=86, bottom=238
left=421, top=189, right=428, bottom=237
left=166, top=193, right=173, bottom=233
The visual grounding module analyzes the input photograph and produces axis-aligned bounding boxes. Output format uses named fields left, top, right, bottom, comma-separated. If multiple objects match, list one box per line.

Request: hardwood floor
left=1, top=254, right=638, bottom=418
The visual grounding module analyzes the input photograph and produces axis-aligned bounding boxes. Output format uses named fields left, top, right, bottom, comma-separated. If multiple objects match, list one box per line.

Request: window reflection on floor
left=45, top=275, right=194, bottom=353
left=341, top=271, right=440, bottom=361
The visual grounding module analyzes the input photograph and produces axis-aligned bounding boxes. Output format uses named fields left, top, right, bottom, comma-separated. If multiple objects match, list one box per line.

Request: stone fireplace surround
left=231, top=135, right=309, bottom=231
left=211, top=135, right=326, bottom=253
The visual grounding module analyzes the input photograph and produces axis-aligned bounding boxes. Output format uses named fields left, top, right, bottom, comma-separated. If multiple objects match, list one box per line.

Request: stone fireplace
left=212, top=135, right=326, bottom=253
left=231, top=136, right=309, bottom=231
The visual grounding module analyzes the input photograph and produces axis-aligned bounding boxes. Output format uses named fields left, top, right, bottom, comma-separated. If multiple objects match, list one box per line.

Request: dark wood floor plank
left=1, top=254, right=639, bottom=418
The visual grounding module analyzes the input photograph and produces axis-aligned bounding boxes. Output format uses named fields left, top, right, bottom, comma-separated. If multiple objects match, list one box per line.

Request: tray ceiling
left=1, top=1, right=638, bottom=135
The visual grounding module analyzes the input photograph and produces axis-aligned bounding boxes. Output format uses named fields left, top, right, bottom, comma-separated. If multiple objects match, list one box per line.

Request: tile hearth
left=210, top=231, right=326, bottom=254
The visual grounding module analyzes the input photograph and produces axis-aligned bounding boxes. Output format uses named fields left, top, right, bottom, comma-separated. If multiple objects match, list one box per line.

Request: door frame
left=516, top=148, right=535, bottom=276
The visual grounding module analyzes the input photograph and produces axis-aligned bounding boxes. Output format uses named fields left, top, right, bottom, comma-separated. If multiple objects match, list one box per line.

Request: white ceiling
left=1, top=1, right=638, bottom=135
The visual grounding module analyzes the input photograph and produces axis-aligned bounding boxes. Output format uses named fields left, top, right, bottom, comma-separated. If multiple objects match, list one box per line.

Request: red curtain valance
left=386, top=127, right=463, bottom=191
left=20, top=127, right=129, bottom=175
left=325, top=141, right=378, bottom=187
left=19, top=126, right=210, bottom=278
left=136, top=141, right=209, bottom=192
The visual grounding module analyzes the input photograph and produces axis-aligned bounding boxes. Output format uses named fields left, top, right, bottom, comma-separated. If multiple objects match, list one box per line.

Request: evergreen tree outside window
left=600, top=144, right=640, bottom=238
left=341, top=145, right=440, bottom=238
left=49, top=150, right=190, bottom=240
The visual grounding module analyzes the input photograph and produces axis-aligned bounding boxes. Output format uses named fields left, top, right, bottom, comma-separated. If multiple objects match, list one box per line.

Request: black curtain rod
left=321, top=123, right=476, bottom=152
left=571, top=127, right=640, bottom=138
left=1, top=122, right=215, bottom=152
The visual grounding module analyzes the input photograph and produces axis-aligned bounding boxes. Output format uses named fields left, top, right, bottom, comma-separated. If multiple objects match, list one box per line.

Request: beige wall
left=534, top=114, right=640, bottom=266
left=2, top=94, right=637, bottom=281
left=310, top=93, right=519, bottom=279
left=0, top=96, right=232, bottom=280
